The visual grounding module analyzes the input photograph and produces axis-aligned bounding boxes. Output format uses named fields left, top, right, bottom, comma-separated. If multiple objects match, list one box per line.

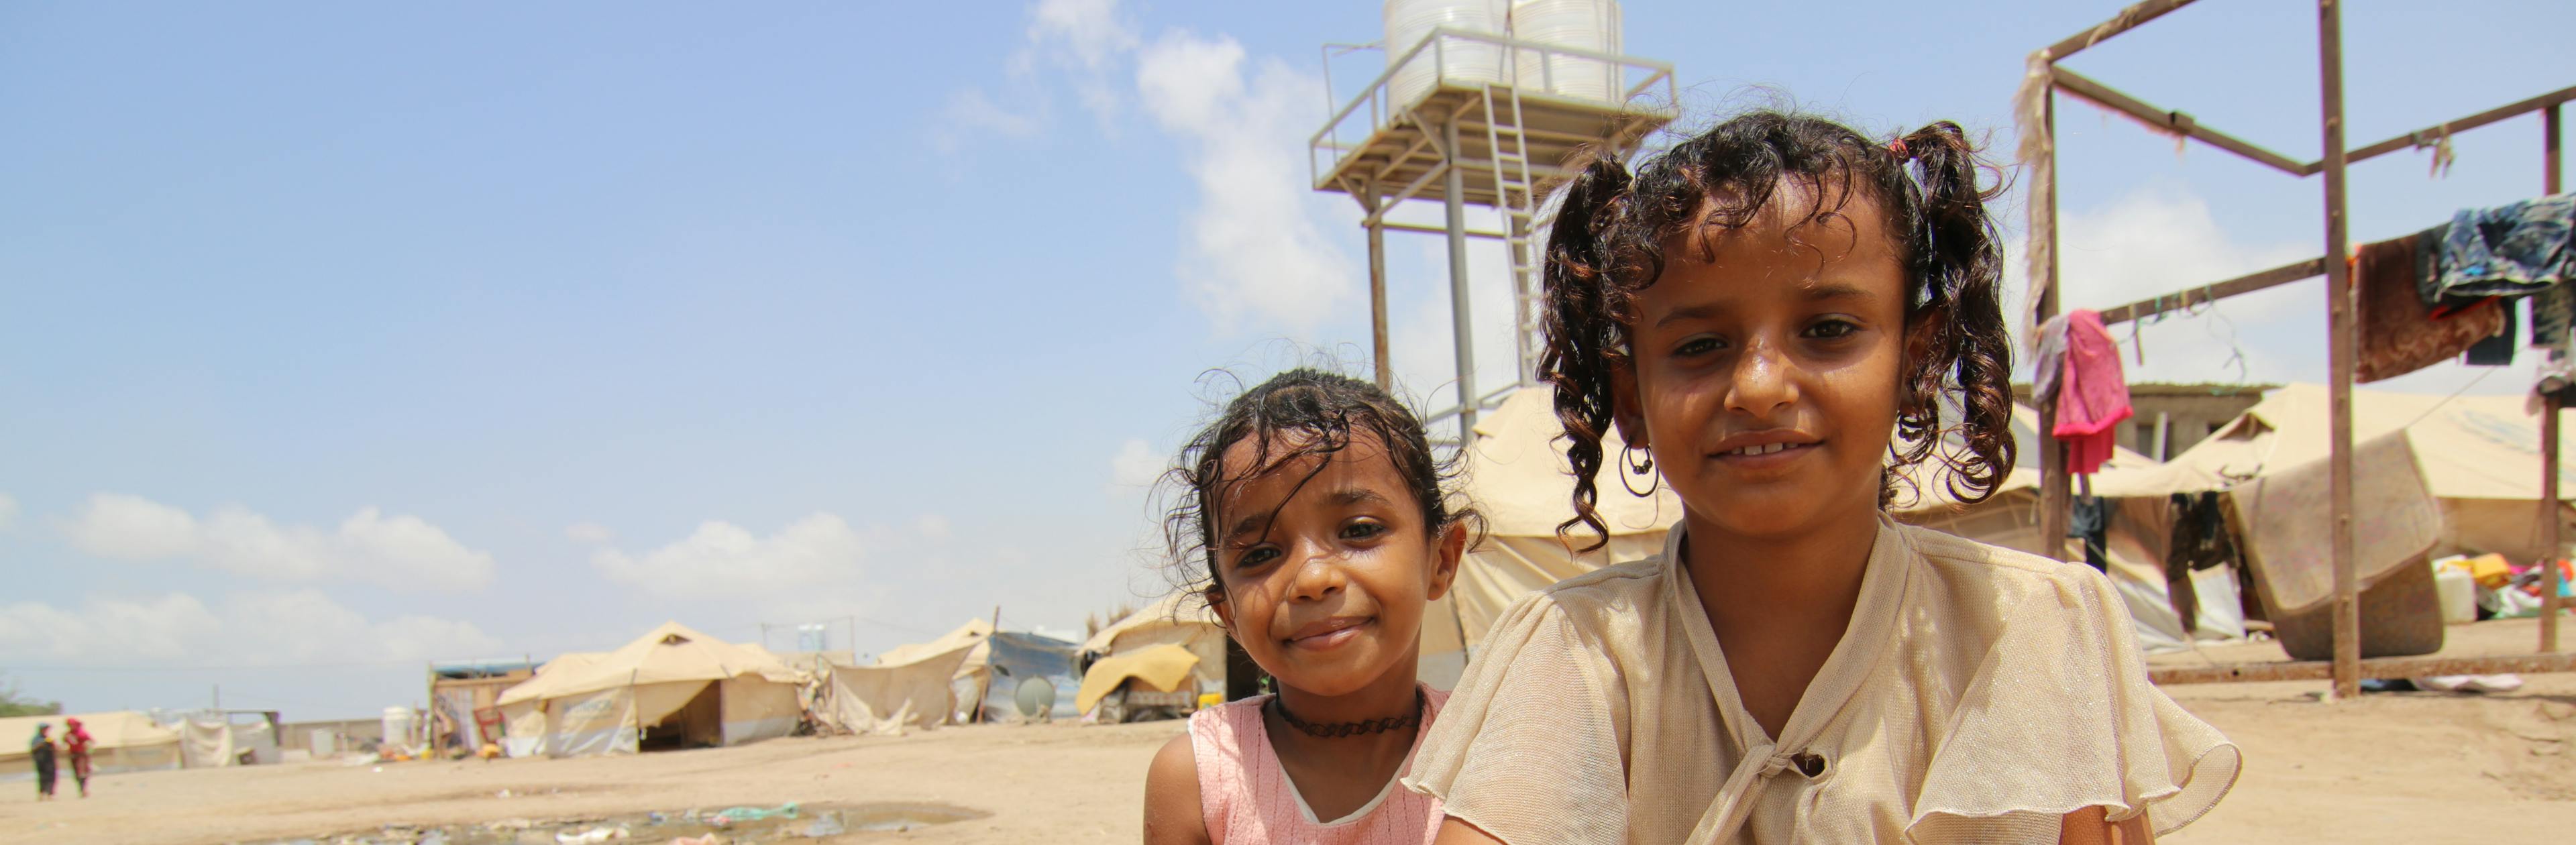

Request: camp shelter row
left=486, top=619, right=1087, bottom=756
left=1, top=710, right=284, bottom=781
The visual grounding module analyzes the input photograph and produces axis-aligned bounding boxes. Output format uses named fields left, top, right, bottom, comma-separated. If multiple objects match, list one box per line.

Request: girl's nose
left=1726, top=339, right=1801, bottom=418
left=1285, top=544, right=1349, bottom=602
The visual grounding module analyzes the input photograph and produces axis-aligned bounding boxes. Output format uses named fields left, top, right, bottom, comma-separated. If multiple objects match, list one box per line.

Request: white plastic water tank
left=380, top=706, right=414, bottom=750
left=1509, top=0, right=1623, bottom=103
left=1385, top=0, right=1509, bottom=108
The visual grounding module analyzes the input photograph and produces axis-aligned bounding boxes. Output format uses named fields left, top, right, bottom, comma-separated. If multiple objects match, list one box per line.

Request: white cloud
left=932, top=87, right=1044, bottom=154
left=564, top=521, right=616, bottom=545
left=0, top=589, right=498, bottom=666
left=1135, top=30, right=1361, bottom=333
left=58, top=494, right=496, bottom=592
left=1110, top=437, right=1165, bottom=490
left=2044, top=183, right=2316, bottom=386
left=1022, top=0, right=1138, bottom=123
left=0, top=492, right=17, bottom=531
left=914, top=513, right=953, bottom=539
left=592, top=513, right=867, bottom=600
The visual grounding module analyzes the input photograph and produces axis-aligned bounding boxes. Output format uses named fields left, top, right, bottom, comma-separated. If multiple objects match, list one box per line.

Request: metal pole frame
left=1442, top=111, right=1479, bottom=441
left=2025, top=0, right=2575, bottom=691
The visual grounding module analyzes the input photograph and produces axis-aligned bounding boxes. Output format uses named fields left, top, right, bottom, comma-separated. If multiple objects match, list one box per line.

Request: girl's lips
left=1284, top=617, right=1372, bottom=651
left=1710, top=440, right=1821, bottom=469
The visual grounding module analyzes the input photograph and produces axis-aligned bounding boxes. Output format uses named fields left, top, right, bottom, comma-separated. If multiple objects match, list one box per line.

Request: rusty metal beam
left=2053, top=67, right=2314, bottom=177
left=2037, top=81, right=2072, bottom=564
left=2348, top=85, right=2576, bottom=166
left=2096, top=258, right=2330, bottom=326
left=2150, top=651, right=2576, bottom=685
left=2042, top=0, right=2201, bottom=64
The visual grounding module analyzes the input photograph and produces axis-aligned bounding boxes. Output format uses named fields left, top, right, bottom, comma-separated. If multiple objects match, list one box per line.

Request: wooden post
left=2317, top=0, right=2360, bottom=701
left=2036, top=76, right=2074, bottom=562
left=2545, top=103, right=2565, bottom=653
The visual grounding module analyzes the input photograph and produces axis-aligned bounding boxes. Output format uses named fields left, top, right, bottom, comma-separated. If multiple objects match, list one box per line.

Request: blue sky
left=3, top=1, right=2569, bottom=718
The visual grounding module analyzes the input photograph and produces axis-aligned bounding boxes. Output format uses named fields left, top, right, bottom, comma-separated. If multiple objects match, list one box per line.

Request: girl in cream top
left=1403, top=111, right=2237, bottom=844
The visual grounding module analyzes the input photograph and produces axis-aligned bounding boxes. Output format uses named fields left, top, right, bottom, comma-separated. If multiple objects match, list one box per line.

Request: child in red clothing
left=62, top=717, right=93, bottom=798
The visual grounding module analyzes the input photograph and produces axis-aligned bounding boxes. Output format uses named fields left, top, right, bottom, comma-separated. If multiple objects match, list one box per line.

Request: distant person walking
left=62, top=717, right=93, bottom=798
left=28, top=723, right=56, bottom=801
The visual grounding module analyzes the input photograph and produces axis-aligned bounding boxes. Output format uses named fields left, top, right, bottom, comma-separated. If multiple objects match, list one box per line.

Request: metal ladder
left=1479, top=83, right=1543, bottom=388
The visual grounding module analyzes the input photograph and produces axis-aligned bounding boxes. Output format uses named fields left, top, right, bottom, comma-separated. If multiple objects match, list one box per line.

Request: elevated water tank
left=1509, top=0, right=1623, bottom=103
left=1385, top=0, right=1509, bottom=109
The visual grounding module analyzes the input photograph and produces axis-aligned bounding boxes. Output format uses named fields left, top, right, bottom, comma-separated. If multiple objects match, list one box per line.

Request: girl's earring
left=1620, top=444, right=1660, bottom=497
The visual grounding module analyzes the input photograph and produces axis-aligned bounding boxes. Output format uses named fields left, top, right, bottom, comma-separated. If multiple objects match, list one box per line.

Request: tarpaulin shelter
left=1074, top=644, right=1201, bottom=716
left=813, top=643, right=975, bottom=736
left=175, top=712, right=280, bottom=768
left=498, top=652, right=601, bottom=758
left=494, top=622, right=806, bottom=757
left=1419, top=388, right=1681, bottom=689
left=0, top=712, right=182, bottom=781
left=1078, top=591, right=1225, bottom=693
left=877, top=620, right=1082, bottom=723
left=426, top=659, right=536, bottom=753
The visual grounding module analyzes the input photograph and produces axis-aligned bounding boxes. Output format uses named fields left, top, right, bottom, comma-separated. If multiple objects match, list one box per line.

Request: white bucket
left=2434, top=567, right=2477, bottom=624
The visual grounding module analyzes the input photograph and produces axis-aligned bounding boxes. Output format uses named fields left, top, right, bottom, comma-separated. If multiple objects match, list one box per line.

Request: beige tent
left=0, top=712, right=182, bottom=780
left=876, top=618, right=994, bottom=724
left=494, top=622, right=806, bottom=757
left=1419, top=388, right=1682, bottom=689
left=815, top=643, right=976, bottom=736
left=498, top=651, right=602, bottom=757
left=2117, top=384, right=2576, bottom=563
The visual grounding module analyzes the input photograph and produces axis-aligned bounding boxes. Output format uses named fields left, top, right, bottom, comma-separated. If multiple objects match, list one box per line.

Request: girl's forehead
left=1211, top=431, right=1408, bottom=515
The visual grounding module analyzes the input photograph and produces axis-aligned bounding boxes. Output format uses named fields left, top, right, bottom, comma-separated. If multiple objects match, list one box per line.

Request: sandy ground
left=5, top=618, right=2571, bottom=845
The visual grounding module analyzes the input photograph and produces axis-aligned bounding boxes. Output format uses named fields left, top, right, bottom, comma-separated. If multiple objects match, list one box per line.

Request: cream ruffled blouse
left=1403, top=516, right=2239, bottom=844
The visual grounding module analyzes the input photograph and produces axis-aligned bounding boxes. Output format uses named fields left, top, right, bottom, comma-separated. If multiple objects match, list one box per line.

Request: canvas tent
left=494, top=622, right=806, bottom=758
left=0, top=712, right=182, bottom=781
left=498, top=651, right=602, bottom=757
left=1419, top=389, right=1683, bottom=689
left=1079, top=591, right=1225, bottom=693
left=2117, top=384, right=2576, bottom=563
left=876, top=620, right=1083, bottom=723
left=814, top=643, right=976, bottom=736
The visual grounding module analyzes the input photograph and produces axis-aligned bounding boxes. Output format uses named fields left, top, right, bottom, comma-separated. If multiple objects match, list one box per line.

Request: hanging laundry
left=2165, top=492, right=2239, bottom=640
left=2068, top=496, right=2110, bottom=573
left=2357, top=231, right=2505, bottom=382
left=2031, top=313, right=2069, bottom=409
left=2052, top=309, right=2131, bottom=475
left=2463, top=295, right=2518, bottom=367
left=2531, top=280, right=2574, bottom=352
left=2431, top=192, right=2574, bottom=300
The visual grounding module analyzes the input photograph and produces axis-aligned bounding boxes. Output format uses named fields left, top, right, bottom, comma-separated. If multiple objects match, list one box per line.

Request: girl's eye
left=1805, top=319, right=1859, bottom=339
left=1236, top=546, right=1279, bottom=568
left=1675, top=335, right=1724, bottom=356
left=1340, top=521, right=1387, bottom=541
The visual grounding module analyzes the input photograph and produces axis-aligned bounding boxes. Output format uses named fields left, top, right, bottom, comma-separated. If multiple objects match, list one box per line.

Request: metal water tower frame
left=1311, top=27, right=1677, bottom=439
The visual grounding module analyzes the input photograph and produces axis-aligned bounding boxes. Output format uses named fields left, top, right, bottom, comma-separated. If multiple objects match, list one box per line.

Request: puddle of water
left=248, top=801, right=990, bottom=844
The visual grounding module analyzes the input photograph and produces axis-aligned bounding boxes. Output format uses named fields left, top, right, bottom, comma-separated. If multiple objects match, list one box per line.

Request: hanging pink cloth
left=2053, top=308, right=2133, bottom=475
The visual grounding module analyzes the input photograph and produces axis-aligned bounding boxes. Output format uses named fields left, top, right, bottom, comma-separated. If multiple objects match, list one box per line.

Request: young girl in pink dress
left=1142, top=369, right=1476, bottom=845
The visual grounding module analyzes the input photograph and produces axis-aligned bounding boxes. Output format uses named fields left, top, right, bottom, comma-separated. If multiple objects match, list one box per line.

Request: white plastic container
left=1385, top=0, right=1509, bottom=108
left=380, top=706, right=414, bottom=750
left=310, top=728, right=337, bottom=758
left=2434, top=566, right=2477, bottom=624
left=1509, top=0, right=1622, bottom=103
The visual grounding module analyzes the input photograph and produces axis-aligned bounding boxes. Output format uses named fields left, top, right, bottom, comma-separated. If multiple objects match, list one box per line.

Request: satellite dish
left=1014, top=677, right=1057, bottom=720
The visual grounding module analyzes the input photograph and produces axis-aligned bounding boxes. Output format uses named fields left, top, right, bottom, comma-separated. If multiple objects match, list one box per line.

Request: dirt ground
left=5, top=618, right=2571, bottom=845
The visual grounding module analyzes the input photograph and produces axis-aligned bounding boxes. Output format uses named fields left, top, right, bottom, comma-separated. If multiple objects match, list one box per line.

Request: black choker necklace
left=1271, top=689, right=1426, bottom=738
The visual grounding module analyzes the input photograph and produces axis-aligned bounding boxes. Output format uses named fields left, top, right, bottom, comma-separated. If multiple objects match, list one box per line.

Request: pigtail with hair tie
left=1538, top=154, right=1633, bottom=551
left=1892, top=121, right=2016, bottom=504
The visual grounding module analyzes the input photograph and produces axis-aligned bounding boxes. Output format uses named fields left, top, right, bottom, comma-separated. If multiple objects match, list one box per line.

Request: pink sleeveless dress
left=1189, top=685, right=1448, bottom=845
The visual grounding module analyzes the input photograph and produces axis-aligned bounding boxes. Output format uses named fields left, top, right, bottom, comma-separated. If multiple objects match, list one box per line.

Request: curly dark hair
left=1540, top=109, right=2016, bottom=550
left=1159, top=368, right=1481, bottom=612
